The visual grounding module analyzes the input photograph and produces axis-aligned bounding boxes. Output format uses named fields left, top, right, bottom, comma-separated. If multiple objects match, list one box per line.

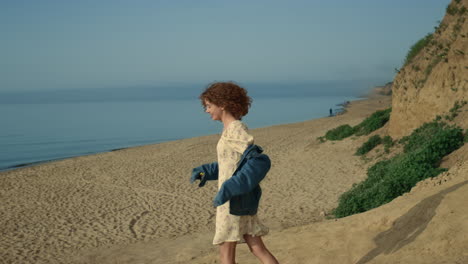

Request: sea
left=0, top=82, right=365, bottom=171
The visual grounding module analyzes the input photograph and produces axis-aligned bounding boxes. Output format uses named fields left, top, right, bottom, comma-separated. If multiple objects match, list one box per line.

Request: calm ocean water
left=0, top=88, right=360, bottom=171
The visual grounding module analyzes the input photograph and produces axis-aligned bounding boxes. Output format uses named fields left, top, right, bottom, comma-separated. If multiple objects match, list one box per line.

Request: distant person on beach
left=329, top=108, right=333, bottom=116
left=190, top=81, right=279, bottom=264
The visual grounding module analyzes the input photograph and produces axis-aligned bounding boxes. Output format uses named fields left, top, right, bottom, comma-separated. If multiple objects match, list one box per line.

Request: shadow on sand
left=356, top=180, right=468, bottom=264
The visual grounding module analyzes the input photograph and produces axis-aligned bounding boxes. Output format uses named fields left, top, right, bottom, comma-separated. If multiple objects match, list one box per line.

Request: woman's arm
left=190, top=162, right=219, bottom=187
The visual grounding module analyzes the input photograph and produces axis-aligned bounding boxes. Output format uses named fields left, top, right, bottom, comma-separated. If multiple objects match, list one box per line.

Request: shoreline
left=0, top=142, right=172, bottom=173
left=0, top=95, right=359, bottom=173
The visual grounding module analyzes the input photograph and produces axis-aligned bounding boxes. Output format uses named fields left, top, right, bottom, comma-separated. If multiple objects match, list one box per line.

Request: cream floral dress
left=213, top=120, right=269, bottom=245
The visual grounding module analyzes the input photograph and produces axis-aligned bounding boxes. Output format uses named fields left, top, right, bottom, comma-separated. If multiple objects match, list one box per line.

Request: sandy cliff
left=389, top=0, right=468, bottom=138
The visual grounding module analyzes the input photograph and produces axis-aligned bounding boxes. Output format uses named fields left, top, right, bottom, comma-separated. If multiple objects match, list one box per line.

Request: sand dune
left=7, top=94, right=467, bottom=263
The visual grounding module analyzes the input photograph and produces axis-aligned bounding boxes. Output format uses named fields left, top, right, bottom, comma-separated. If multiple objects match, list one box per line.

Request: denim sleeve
left=199, top=162, right=219, bottom=181
left=191, top=162, right=219, bottom=187
left=213, top=155, right=270, bottom=206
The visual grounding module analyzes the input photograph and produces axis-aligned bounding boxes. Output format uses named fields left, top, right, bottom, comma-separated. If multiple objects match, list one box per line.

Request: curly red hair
left=199, top=81, right=252, bottom=120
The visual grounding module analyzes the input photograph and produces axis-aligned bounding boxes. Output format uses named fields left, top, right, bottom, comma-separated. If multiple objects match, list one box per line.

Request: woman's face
left=204, top=100, right=224, bottom=121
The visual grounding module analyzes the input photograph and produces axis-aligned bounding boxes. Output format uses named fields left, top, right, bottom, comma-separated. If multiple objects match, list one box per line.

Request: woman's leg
left=219, top=241, right=237, bottom=264
left=243, top=234, right=279, bottom=264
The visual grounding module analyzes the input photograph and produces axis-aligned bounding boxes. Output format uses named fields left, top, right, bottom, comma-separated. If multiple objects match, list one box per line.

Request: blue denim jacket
left=190, top=144, right=271, bottom=215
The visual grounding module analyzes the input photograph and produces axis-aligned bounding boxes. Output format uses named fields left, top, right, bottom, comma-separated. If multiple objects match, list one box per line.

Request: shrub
left=322, top=108, right=392, bottom=141
left=356, top=135, right=382, bottom=156
left=382, top=135, right=394, bottom=148
left=404, top=33, right=433, bottom=66
left=460, top=6, right=467, bottom=15
left=444, top=100, right=467, bottom=121
left=424, top=56, right=442, bottom=78
left=399, top=121, right=448, bottom=153
left=353, top=108, right=392, bottom=136
left=333, top=155, right=447, bottom=217
left=382, top=135, right=394, bottom=153
left=447, top=4, right=459, bottom=15
left=324, top=124, right=355, bottom=141
left=333, top=121, right=464, bottom=218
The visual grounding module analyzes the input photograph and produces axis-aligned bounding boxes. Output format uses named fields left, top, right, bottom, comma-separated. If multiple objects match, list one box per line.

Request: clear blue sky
left=1, top=0, right=450, bottom=92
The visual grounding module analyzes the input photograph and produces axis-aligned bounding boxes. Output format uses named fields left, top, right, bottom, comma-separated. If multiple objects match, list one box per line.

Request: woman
left=191, top=81, right=279, bottom=264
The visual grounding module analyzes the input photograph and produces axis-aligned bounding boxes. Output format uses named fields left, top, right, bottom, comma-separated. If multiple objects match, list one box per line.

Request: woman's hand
left=190, top=163, right=219, bottom=187
left=190, top=169, right=207, bottom=187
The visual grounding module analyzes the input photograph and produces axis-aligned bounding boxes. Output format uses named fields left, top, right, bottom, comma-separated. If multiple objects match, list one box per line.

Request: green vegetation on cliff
left=354, top=109, right=392, bottom=136
left=403, top=33, right=433, bottom=66
left=324, top=125, right=355, bottom=141
left=333, top=120, right=465, bottom=218
left=355, top=135, right=382, bottom=156
left=322, top=108, right=392, bottom=141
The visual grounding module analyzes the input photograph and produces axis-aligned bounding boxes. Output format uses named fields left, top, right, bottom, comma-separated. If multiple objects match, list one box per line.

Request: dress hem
left=212, top=231, right=269, bottom=245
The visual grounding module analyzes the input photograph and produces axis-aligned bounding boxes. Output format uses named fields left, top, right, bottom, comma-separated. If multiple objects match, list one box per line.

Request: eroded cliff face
left=388, top=0, right=468, bottom=139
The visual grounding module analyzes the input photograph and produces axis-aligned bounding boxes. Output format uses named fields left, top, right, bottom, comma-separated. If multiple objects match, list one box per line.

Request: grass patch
left=404, top=33, right=433, bottom=66
left=416, top=56, right=443, bottom=87
left=316, top=136, right=326, bottom=143
left=323, top=108, right=392, bottom=141
left=356, top=135, right=382, bottom=156
left=333, top=121, right=465, bottom=218
left=382, top=135, right=394, bottom=153
left=444, top=100, right=467, bottom=121
left=399, top=122, right=448, bottom=153
left=353, top=108, right=392, bottom=136
left=460, top=6, right=466, bottom=15
left=412, top=65, right=421, bottom=71
left=447, top=4, right=459, bottom=15
left=324, top=125, right=355, bottom=141
left=425, top=56, right=442, bottom=76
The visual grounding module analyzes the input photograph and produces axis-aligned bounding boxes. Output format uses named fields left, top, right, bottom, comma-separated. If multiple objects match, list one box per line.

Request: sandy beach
left=2, top=93, right=467, bottom=263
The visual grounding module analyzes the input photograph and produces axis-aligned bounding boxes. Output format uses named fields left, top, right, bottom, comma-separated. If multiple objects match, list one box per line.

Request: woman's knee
left=244, top=235, right=279, bottom=263
left=243, top=235, right=268, bottom=255
left=219, top=242, right=237, bottom=257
